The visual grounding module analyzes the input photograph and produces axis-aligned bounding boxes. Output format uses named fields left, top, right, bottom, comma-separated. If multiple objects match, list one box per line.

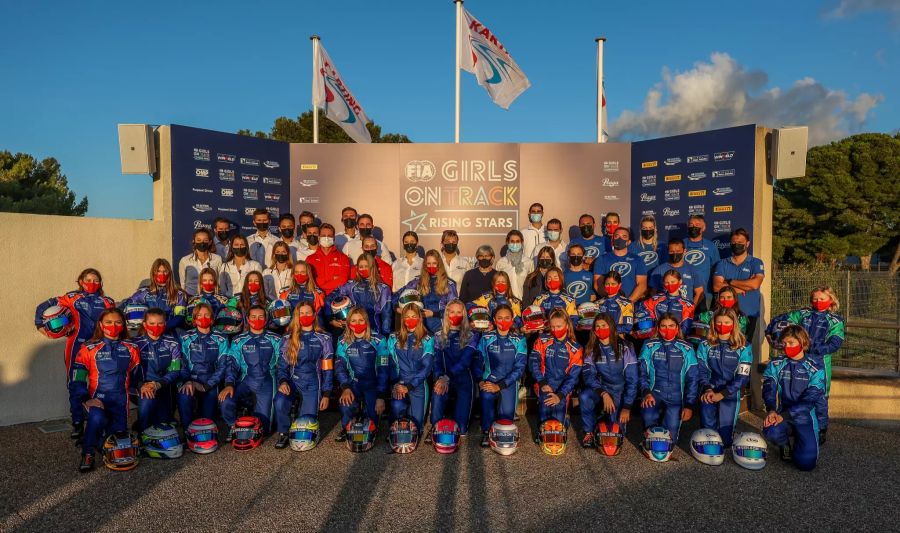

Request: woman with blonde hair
left=394, top=249, right=458, bottom=333
left=529, top=307, right=584, bottom=429
left=330, top=253, right=392, bottom=335
left=428, top=299, right=480, bottom=441
left=386, top=303, right=434, bottom=431
left=630, top=215, right=666, bottom=271
left=278, top=261, right=325, bottom=316
left=333, top=306, right=388, bottom=441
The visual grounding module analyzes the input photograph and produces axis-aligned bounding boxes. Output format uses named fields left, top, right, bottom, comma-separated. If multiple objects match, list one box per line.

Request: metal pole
left=455, top=0, right=463, bottom=143
left=310, top=35, right=320, bottom=144
left=595, top=37, right=606, bottom=143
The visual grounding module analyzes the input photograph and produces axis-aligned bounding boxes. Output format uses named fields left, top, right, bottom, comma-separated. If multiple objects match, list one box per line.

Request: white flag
left=601, top=83, right=609, bottom=142
left=312, top=43, right=371, bottom=143
left=458, top=8, right=531, bottom=109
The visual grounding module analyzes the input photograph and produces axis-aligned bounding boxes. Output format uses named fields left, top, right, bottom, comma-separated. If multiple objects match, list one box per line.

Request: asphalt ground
left=1, top=410, right=899, bottom=532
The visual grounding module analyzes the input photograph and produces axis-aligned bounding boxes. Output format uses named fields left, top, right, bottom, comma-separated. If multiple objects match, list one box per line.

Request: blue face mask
left=508, top=242, right=522, bottom=253
left=547, top=230, right=560, bottom=241
left=529, top=213, right=542, bottom=224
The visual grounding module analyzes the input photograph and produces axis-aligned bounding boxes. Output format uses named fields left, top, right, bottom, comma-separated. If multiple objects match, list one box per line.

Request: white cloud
left=822, top=0, right=900, bottom=22
left=610, top=53, right=883, bottom=145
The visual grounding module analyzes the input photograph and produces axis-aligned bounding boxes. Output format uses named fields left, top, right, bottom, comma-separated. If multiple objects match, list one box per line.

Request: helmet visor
left=233, top=428, right=258, bottom=441
left=492, top=431, right=518, bottom=445
left=647, top=438, right=671, bottom=453
left=290, top=429, right=315, bottom=442
left=46, top=316, right=70, bottom=330
left=692, top=442, right=723, bottom=456
left=433, top=433, right=457, bottom=445
left=189, top=431, right=217, bottom=443
left=110, top=447, right=135, bottom=460
left=392, top=430, right=414, bottom=444
left=542, top=432, right=565, bottom=445
left=600, top=435, right=623, bottom=448
left=735, top=446, right=765, bottom=459
left=271, top=307, right=291, bottom=320
left=349, top=431, right=370, bottom=443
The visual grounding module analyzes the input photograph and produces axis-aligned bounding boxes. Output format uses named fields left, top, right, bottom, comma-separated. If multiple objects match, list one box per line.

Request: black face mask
left=403, top=243, right=418, bottom=254
left=342, top=218, right=357, bottom=229
left=359, top=228, right=373, bottom=239
left=364, top=249, right=377, bottom=256
left=538, top=258, right=554, bottom=269
left=280, top=228, right=294, bottom=239
left=669, top=252, right=684, bottom=264
left=731, top=243, right=747, bottom=255
left=613, top=238, right=628, bottom=251
left=255, top=222, right=269, bottom=232
left=478, top=258, right=492, bottom=269
left=299, top=223, right=310, bottom=234
left=569, top=256, right=584, bottom=267
left=443, top=243, right=458, bottom=254
left=275, top=253, right=290, bottom=263
left=232, top=247, right=248, bottom=257
left=306, top=235, right=319, bottom=246
left=215, top=231, right=229, bottom=242
left=194, top=242, right=210, bottom=253
left=579, top=225, right=594, bottom=238
left=640, top=229, right=655, bottom=240
left=688, top=227, right=702, bottom=239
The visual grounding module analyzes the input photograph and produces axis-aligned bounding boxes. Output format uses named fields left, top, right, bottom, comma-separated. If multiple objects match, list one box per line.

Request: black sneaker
left=70, top=422, right=84, bottom=440
left=274, top=433, right=289, bottom=449
left=819, top=429, right=827, bottom=445
left=780, top=445, right=792, bottom=462
left=334, top=429, right=348, bottom=442
left=424, top=428, right=433, bottom=445
left=480, top=433, right=490, bottom=448
left=581, top=432, right=595, bottom=448
left=78, top=453, right=95, bottom=473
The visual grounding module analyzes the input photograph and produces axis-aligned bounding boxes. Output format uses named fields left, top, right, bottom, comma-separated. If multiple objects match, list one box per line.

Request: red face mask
left=298, top=315, right=316, bottom=328
left=605, top=284, right=620, bottom=297
left=659, top=325, right=678, bottom=341
left=448, top=315, right=464, bottom=327
left=102, top=323, right=123, bottom=338
left=546, top=279, right=562, bottom=291
left=248, top=318, right=267, bottom=331
left=349, top=322, right=368, bottom=335
left=719, top=298, right=736, bottom=309
left=494, top=282, right=508, bottom=294
left=664, top=282, right=681, bottom=294
left=812, top=300, right=831, bottom=312
left=81, top=280, right=100, bottom=294
left=784, top=344, right=803, bottom=358
left=551, top=326, right=568, bottom=340
left=194, top=316, right=213, bottom=329
left=594, top=325, right=612, bottom=340
left=247, top=281, right=261, bottom=294
left=606, top=223, right=619, bottom=236
left=357, top=268, right=370, bottom=279
left=425, top=265, right=438, bottom=275
left=145, top=324, right=166, bottom=337
left=200, top=281, right=216, bottom=293
left=714, top=323, right=734, bottom=335
left=293, top=273, right=309, bottom=284
left=495, top=318, right=514, bottom=331
left=404, top=317, right=419, bottom=330
left=155, top=272, right=170, bottom=285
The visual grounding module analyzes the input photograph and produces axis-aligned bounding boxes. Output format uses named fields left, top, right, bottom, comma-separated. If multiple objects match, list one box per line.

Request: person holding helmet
left=394, top=249, right=458, bottom=333
left=596, top=271, right=635, bottom=336
left=386, top=304, right=435, bottom=431
left=642, top=269, right=696, bottom=336
left=35, top=267, right=116, bottom=439
left=531, top=266, right=578, bottom=328
left=763, top=325, right=825, bottom=471
left=521, top=246, right=557, bottom=308
left=334, top=307, right=389, bottom=441
left=470, top=271, right=523, bottom=328
left=474, top=304, right=528, bottom=447
left=697, top=308, right=752, bottom=447
left=273, top=301, right=333, bottom=449
left=329, top=253, right=392, bottom=336
left=279, top=261, right=326, bottom=318
left=132, top=308, right=183, bottom=432
left=121, top=258, right=188, bottom=333
left=177, top=303, right=231, bottom=426
left=578, top=313, right=638, bottom=448
left=638, top=313, right=699, bottom=444
left=186, top=268, right=231, bottom=326
left=430, top=300, right=480, bottom=440
left=219, top=305, right=284, bottom=436
left=70, top=308, right=141, bottom=472
left=529, top=308, right=584, bottom=437
left=233, top=270, right=268, bottom=314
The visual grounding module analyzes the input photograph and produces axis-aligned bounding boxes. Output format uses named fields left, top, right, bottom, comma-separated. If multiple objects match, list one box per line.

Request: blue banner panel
left=630, top=124, right=756, bottom=258
left=170, top=125, right=290, bottom=272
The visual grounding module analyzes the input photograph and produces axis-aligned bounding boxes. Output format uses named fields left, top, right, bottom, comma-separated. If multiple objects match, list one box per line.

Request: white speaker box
left=118, top=124, right=157, bottom=174
left=771, top=126, right=808, bottom=179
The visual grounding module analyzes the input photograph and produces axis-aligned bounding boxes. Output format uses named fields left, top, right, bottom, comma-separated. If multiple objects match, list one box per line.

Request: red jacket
left=350, top=256, right=394, bottom=291
left=307, top=247, right=351, bottom=295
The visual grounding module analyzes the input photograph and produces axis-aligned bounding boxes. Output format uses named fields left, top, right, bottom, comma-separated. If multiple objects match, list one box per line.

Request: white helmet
left=732, top=432, right=767, bottom=470
left=641, top=426, right=673, bottom=462
left=489, top=419, right=519, bottom=456
left=690, top=428, right=725, bottom=466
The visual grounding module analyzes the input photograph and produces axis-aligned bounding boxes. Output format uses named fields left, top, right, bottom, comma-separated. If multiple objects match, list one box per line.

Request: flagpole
left=311, top=35, right=320, bottom=144
left=454, top=0, right=463, bottom=143
left=595, top=37, right=606, bottom=143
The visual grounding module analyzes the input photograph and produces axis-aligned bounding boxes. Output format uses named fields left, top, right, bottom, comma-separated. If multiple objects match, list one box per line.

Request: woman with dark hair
left=596, top=271, right=635, bottom=336
left=394, top=249, right=458, bottom=333
left=386, top=304, right=435, bottom=431
left=122, top=258, right=188, bottom=333
left=392, top=230, right=423, bottom=290
left=35, top=268, right=116, bottom=439
left=522, top=245, right=556, bottom=308
left=132, top=308, right=183, bottom=432
left=529, top=308, right=583, bottom=428
left=470, top=271, right=523, bottom=327
left=218, top=234, right=263, bottom=297
left=177, top=303, right=230, bottom=426
left=234, top=270, right=268, bottom=314
left=495, top=229, right=532, bottom=300
left=262, top=241, right=294, bottom=300
left=185, top=267, right=230, bottom=326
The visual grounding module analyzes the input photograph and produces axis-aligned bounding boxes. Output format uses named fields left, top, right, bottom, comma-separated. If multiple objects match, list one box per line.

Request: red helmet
left=432, top=419, right=461, bottom=454
left=231, top=416, right=264, bottom=451
left=596, top=421, right=624, bottom=456
left=40, top=305, right=73, bottom=339
left=186, top=418, right=219, bottom=454
left=522, top=305, right=546, bottom=331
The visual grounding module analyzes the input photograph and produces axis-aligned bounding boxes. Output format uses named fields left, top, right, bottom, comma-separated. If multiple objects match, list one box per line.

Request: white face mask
left=319, top=236, right=334, bottom=248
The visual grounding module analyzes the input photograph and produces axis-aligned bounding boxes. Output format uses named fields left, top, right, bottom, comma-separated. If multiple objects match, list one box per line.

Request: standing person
left=178, top=228, right=223, bottom=296
left=537, top=218, right=568, bottom=269
left=177, top=303, right=231, bottom=426
left=697, top=308, right=752, bottom=447
left=529, top=309, right=584, bottom=432
left=532, top=267, right=579, bottom=326
left=564, top=244, right=596, bottom=306
left=132, top=308, right=183, bottom=432
left=352, top=236, right=394, bottom=291
left=638, top=313, right=699, bottom=443
left=474, top=304, right=527, bottom=446
left=306, top=223, right=351, bottom=296
left=335, top=206, right=359, bottom=253
left=685, top=214, right=721, bottom=311
left=592, top=227, right=648, bottom=303
left=122, top=258, right=188, bottom=333
left=276, top=214, right=302, bottom=261
left=649, top=238, right=703, bottom=307
left=596, top=271, right=635, bottom=336
left=429, top=300, right=480, bottom=440
left=212, top=217, right=233, bottom=259
left=522, top=247, right=556, bottom=308
left=345, top=213, right=393, bottom=264
left=296, top=221, right=320, bottom=262
left=272, top=302, right=333, bottom=449
left=495, top=230, right=533, bottom=300
left=70, top=308, right=141, bottom=472
left=578, top=313, right=638, bottom=448
left=459, top=245, right=497, bottom=303
left=279, top=261, right=325, bottom=316
left=439, top=229, right=472, bottom=288
left=470, top=271, right=523, bottom=326
left=330, top=254, right=392, bottom=336
left=392, top=231, right=423, bottom=291
left=334, top=307, right=388, bottom=440
left=247, top=208, right=279, bottom=268
left=521, top=202, right=546, bottom=259
left=394, top=250, right=458, bottom=333
left=712, top=228, right=765, bottom=341
left=600, top=212, right=622, bottom=254
left=294, top=211, right=317, bottom=257
left=630, top=215, right=666, bottom=272
left=386, top=304, right=435, bottom=431
left=218, top=235, right=263, bottom=297
left=568, top=214, right=605, bottom=269
left=34, top=268, right=115, bottom=439
left=262, top=241, right=293, bottom=300
left=763, top=326, right=825, bottom=471
left=643, top=270, right=696, bottom=336
left=218, top=305, right=283, bottom=435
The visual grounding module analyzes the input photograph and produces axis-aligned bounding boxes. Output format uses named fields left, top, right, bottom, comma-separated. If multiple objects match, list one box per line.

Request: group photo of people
left=34, top=202, right=844, bottom=473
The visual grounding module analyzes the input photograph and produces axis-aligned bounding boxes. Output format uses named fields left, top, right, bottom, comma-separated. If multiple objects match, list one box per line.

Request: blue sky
left=1, top=0, right=896, bottom=219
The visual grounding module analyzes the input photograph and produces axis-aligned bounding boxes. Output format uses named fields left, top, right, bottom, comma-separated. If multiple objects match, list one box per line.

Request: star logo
left=402, top=210, right=428, bottom=232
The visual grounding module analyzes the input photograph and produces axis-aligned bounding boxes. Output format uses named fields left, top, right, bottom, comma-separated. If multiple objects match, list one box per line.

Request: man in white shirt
left=293, top=210, right=316, bottom=256
left=335, top=206, right=359, bottom=253
left=247, top=208, right=279, bottom=268
left=178, top=228, right=223, bottom=296
left=212, top=217, right=232, bottom=259
left=439, top=229, right=472, bottom=288
left=296, top=223, right=320, bottom=262
left=275, top=214, right=302, bottom=261
left=535, top=218, right=568, bottom=270
left=345, top=213, right=393, bottom=263
left=521, top=202, right=547, bottom=259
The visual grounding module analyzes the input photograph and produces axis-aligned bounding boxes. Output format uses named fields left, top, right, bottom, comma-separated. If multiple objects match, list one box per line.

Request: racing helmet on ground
left=345, top=417, right=377, bottom=453
left=596, top=421, right=625, bottom=457
left=539, top=418, right=567, bottom=456
left=489, top=419, right=519, bottom=456
left=642, top=426, right=673, bottom=462
left=690, top=428, right=725, bottom=466
left=231, top=416, right=264, bottom=451
left=432, top=419, right=461, bottom=454
left=186, top=418, right=219, bottom=454
left=289, top=416, right=320, bottom=452
left=732, top=432, right=768, bottom=470
left=389, top=418, right=419, bottom=454
left=102, top=431, right=140, bottom=471
left=141, top=423, right=184, bottom=459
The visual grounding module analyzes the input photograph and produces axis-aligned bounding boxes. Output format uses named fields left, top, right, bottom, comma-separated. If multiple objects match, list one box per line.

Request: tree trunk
left=890, top=240, right=900, bottom=276
left=860, top=254, right=872, bottom=271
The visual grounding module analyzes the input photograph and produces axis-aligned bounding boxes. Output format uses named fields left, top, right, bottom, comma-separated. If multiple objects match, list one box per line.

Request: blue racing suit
left=220, top=331, right=283, bottom=431
left=529, top=334, right=584, bottom=424
left=638, top=338, right=699, bottom=441
left=473, top=331, right=527, bottom=432
left=121, top=287, right=188, bottom=333
left=386, top=333, right=435, bottom=430
left=643, top=294, right=695, bottom=335
left=431, top=330, right=480, bottom=433
left=597, top=295, right=635, bottom=335
left=177, top=330, right=230, bottom=425
left=763, top=356, right=825, bottom=471
left=394, top=277, right=458, bottom=333
left=273, top=331, right=334, bottom=433
left=186, top=292, right=230, bottom=326
left=131, top=334, right=182, bottom=431
left=279, top=286, right=325, bottom=320
left=578, top=341, right=638, bottom=433
left=697, top=340, right=752, bottom=446
left=531, top=291, right=579, bottom=327
left=330, top=280, right=392, bottom=336
left=469, top=293, right=524, bottom=328
left=335, top=334, right=390, bottom=427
